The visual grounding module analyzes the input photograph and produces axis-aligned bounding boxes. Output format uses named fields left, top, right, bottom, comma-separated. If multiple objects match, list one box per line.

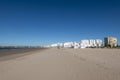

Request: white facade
left=50, top=39, right=102, bottom=49
left=96, top=39, right=102, bottom=47
left=80, top=40, right=90, bottom=48
left=50, top=43, right=58, bottom=47
left=89, top=39, right=96, bottom=47
left=80, top=39, right=103, bottom=48
left=63, top=42, right=73, bottom=48
left=73, top=42, right=80, bottom=49
left=57, top=43, right=64, bottom=48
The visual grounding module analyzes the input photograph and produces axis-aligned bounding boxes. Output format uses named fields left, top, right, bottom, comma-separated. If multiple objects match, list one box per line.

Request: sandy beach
left=0, top=48, right=120, bottom=80
left=0, top=48, right=46, bottom=61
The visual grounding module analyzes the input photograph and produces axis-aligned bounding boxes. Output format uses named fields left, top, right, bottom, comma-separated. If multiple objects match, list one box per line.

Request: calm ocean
left=0, top=48, right=21, bottom=50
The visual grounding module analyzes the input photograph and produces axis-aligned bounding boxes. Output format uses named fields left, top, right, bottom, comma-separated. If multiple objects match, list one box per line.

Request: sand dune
left=0, top=48, right=120, bottom=80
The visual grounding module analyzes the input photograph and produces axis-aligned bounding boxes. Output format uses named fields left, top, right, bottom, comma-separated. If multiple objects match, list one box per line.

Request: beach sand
left=0, top=48, right=46, bottom=61
left=0, top=48, right=120, bottom=80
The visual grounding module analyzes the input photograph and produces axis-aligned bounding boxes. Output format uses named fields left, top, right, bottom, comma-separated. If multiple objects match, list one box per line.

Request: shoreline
left=0, top=48, right=47, bottom=61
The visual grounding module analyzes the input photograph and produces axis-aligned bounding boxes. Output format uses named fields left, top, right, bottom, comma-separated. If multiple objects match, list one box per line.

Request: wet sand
left=0, top=48, right=46, bottom=61
left=0, top=48, right=120, bottom=80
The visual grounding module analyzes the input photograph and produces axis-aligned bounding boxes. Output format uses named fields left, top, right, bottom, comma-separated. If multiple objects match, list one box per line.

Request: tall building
left=104, top=37, right=118, bottom=47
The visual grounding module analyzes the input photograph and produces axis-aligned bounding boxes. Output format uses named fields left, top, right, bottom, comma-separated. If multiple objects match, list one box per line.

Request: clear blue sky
left=0, top=0, right=120, bottom=46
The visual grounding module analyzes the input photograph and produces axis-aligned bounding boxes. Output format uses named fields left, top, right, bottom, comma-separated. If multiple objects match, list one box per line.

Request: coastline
left=0, top=48, right=47, bottom=61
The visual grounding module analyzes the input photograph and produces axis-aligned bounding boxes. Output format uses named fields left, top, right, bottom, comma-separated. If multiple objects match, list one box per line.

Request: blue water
left=0, top=48, right=22, bottom=50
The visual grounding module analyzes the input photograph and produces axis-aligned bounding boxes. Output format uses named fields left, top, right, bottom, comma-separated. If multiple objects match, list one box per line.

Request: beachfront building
left=80, top=39, right=103, bottom=48
left=57, top=43, right=64, bottom=48
left=49, top=39, right=103, bottom=49
left=73, top=42, right=80, bottom=49
left=63, top=42, right=74, bottom=48
left=62, top=42, right=81, bottom=49
left=104, top=37, right=118, bottom=47
left=96, top=39, right=103, bottom=47
left=89, top=39, right=96, bottom=47
left=80, top=40, right=90, bottom=48
left=50, top=43, right=58, bottom=47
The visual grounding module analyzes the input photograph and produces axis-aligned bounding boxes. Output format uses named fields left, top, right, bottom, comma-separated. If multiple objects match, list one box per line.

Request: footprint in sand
left=73, top=53, right=86, bottom=61
left=79, top=56, right=86, bottom=61
left=95, top=63, right=109, bottom=70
